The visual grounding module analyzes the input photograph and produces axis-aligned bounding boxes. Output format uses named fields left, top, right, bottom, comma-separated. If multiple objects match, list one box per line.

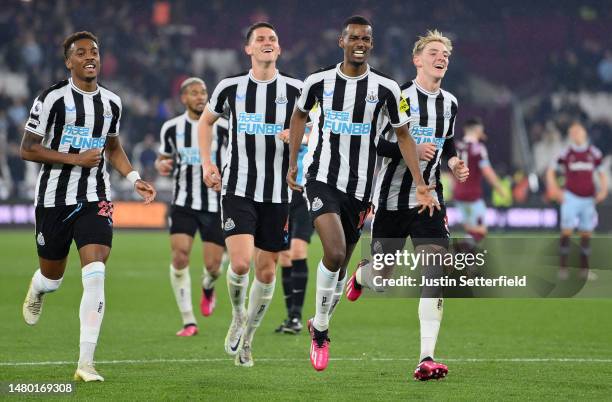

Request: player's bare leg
left=73, top=244, right=110, bottom=382
left=23, top=257, right=67, bottom=325
left=168, top=234, right=198, bottom=336
left=236, top=248, right=277, bottom=367
left=413, top=244, right=448, bottom=381
left=201, top=241, right=224, bottom=317
left=224, top=234, right=253, bottom=355
left=309, top=212, right=347, bottom=371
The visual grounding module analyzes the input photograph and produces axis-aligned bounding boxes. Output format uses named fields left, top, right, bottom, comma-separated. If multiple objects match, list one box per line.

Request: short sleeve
left=158, top=121, right=175, bottom=156
left=107, top=98, right=122, bottom=137
left=296, top=74, right=319, bottom=113
left=207, top=80, right=231, bottom=116
left=385, top=82, right=409, bottom=128
left=25, top=96, right=51, bottom=137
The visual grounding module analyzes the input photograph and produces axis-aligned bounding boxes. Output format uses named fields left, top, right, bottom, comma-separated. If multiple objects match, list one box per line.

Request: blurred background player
left=155, top=77, right=228, bottom=337
left=288, top=16, right=436, bottom=372
left=20, top=31, right=156, bottom=382
left=346, top=29, right=469, bottom=381
left=546, top=121, right=608, bottom=280
left=275, top=110, right=315, bottom=334
left=199, top=22, right=303, bottom=367
left=453, top=117, right=508, bottom=251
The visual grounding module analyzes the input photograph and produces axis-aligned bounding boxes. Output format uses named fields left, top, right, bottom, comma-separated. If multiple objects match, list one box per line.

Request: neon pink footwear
left=346, top=260, right=368, bottom=301
left=200, top=288, right=216, bottom=317
left=413, top=359, right=448, bottom=381
left=176, top=324, right=198, bottom=337
left=308, top=318, right=330, bottom=371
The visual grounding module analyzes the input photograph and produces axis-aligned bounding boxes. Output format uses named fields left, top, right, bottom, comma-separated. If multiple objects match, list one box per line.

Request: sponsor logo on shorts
left=311, top=197, right=323, bottom=212
left=224, top=218, right=236, bottom=231
left=36, top=232, right=45, bottom=246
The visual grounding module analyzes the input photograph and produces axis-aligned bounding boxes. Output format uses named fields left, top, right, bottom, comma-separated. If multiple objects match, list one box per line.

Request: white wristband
left=126, top=171, right=141, bottom=185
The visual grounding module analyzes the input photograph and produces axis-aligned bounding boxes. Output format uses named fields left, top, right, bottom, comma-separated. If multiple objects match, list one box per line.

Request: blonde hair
left=412, top=29, right=453, bottom=56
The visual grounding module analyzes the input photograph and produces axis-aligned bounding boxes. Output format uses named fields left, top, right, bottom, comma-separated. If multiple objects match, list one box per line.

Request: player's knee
left=230, top=256, right=251, bottom=274
left=324, top=248, right=346, bottom=269
left=172, top=250, right=190, bottom=269
left=256, top=264, right=276, bottom=283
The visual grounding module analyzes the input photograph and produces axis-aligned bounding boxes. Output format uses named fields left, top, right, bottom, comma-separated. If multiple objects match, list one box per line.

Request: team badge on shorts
left=311, top=197, right=323, bottom=212
left=37, top=232, right=45, bottom=246
left=224, top=218, right=236, bottom=231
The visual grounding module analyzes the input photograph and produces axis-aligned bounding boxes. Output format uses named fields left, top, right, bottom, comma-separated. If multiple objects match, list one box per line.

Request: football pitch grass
left=1, top=230, right=611, bottom=401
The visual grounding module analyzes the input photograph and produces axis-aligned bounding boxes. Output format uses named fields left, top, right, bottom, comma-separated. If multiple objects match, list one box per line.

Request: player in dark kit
left=156, top=77, right=228, bottom=336
left=199, top=22, right=304, bottom=367
left=288, top=16, right=437, bottom=372
left=20, top=31, right=156, bottom=382
left=345, top=30, right=469, bottom=381
left=546, top=121, right=607, bottom=280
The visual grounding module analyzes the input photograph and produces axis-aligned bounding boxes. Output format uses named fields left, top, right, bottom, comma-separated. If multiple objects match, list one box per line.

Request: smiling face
left=245, top=27, right=281, bottom=64
left=339, top=24, right=373, bottom=67
left=413, top=41, right=450, bottom=81
left=65, top=38, right=100, bottom=82
left=181, top=82, right=208, bottom=116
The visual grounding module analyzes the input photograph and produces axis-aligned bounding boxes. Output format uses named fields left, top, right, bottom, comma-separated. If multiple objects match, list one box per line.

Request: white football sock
left=79, top=262, right=105, bottom=365
left=419, top=297, right=443, bottom=361
left=244, top=278, right=276, bottom=344
left=226, top=264, right=249, bottom=315
left=313, top=261, right=339, bottom=331
left=328, top=274, right=347, bottom=321
left=202, top=268, right=220, bottom=290
left=32, top=269, right=63, bottom=295
left=169, top=264, right=196, bottom=326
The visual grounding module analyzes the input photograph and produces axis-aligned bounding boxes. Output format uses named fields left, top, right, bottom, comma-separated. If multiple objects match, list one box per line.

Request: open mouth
left=434, top=63, right=445, bottom=70
left=84, top=63, right=96, bottom=72
left=353, top=50, right=365, bottom=57
left=262, top=48, right=273, bottom=54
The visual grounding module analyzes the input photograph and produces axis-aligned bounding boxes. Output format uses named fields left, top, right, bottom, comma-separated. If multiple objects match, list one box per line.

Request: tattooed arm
left=20, top=130, right=101, bottom=168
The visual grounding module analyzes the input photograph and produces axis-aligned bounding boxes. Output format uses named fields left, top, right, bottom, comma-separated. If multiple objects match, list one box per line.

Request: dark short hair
left=342, top=15, right=372, bottom=34
left=245, top=22, right=276, bottom=44
left=63, top=31, right=99, bottom=59
left=464, top=117, right=483, bottom=129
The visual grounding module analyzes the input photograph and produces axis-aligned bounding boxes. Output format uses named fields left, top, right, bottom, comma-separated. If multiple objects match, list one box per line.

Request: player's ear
left=338, top=35, right=345, bottom=49
left=413, top=54, right=421, bottom=68
left=244, top=43, right=252, bottom=56
left=65, top=57, right=72, bottom=70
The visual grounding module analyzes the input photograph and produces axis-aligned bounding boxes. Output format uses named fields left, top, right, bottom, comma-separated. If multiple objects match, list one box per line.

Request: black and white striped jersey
left=297, top=63, right=408, bottom=202
left=25, top=78, right=122, bottom=207
left=159, top=113, right=228, bottom=212
left=373, top=80, right=458, bottom=210
left=207, top=69, right=302, bottom=204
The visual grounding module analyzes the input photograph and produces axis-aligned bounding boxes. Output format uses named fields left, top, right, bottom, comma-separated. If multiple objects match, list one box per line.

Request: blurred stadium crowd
left=0, top=0, right=610, bottom=204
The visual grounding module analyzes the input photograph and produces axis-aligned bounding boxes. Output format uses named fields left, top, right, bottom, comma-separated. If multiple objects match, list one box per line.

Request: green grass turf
left=1, top=230, right=611, bottom=401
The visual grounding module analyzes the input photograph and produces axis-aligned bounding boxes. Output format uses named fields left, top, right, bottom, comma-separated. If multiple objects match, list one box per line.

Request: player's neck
left=71, top=75, right=98, bottom=93
left=415, top=75, right=441, bottom=93
left=186, top=109, right=201, bottom=121
left=340, top=61, right=368, bottom=77
left=251, top=61, right=277, bottom=82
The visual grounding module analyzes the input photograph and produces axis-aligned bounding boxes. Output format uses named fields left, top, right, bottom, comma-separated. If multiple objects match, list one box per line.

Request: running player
left=198, top=22, right=303, bottom=367
left=454, top=117, right=507, bottom=250
left=546, top=121, right=607, bottom=280
left=20, top=31, right=156, bottom=382
left=275, top=112, right=315, bottom=334
left=345, top=29, right=469, bottom=381
left=155, top=77, right=228, bottom=336
left=288, top=16, right=437, bottom=372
